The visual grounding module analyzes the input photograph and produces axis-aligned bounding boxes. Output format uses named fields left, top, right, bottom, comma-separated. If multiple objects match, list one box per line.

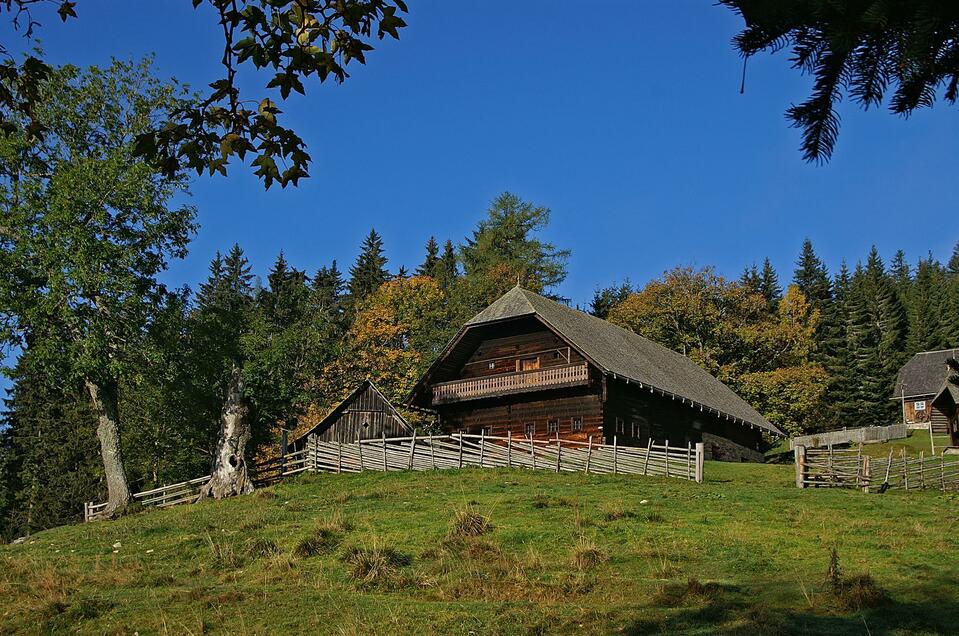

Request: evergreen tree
left=793, top=239, right=832, bottom=309
left=845, top=249, right=908, bottom=426
left=460, top=192, right=570, bottom=296
left=590, top=282, right=633, bottom=319
left=907, top=257, right=947, bottom=354
left=395, top=265, right=409, bottom=279
left=739, top=264, right=761, bottom=295
left=435, top=240, right=460, bottom=289
left=416, top=237, right=440, bottom=277
left=758, top=258, right=782, bottom=311
left=947, top=240, right=959, bottom=276
left=348, top=229, right=389, bottom=305
left=313, top=260, right=346, bottom=316
left=890, top=250, right=911, bottom=291
left=262, top=251, right=309, bottom=328
left=820, top=261, right=857, bottom=428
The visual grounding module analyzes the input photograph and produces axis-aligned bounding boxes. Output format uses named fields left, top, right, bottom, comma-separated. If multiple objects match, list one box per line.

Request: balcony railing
left=432, top=363, right=590, bottom=405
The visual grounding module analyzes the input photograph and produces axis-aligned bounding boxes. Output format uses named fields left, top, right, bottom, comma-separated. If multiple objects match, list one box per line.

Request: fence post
left=358, top=437, right=364, bottom=472
left=695, top=442, right=704, bottom=483
left=337, top=440, right=343, bottom=474
left=919, top=450, right=925, bottom=489
left=479, top=430, right=485, bottom=468
left=901, top=448, right=908, bottom=490
left=794, top=445, right=806, bottom=489
left=862, top=454, right=871, bottom=493
left=408, top=432, right=417, bottom=471
left=83, top=502, right=89, bottom=523
left=507, top=430, right=512, bottom=468
left=856, top=443, right=862, bottom=488
left=687, top=441, right=692, bottom=481
left=664, top=439, right=670, bottom=477
left=941, top=453, right=946, bottom=491
left=430, top=434, right=436, bottom=470
left=643, top=438, right=652, bottom=475
left=556, top=439, right=562, bottom=473
left=613, top=435, right=618, bottom=475
left=458, top=433, right=464, bottom=468
left=585, top=436, right=593, bottom=474
left=530, top=435, right=536, bottom=470
left=382, top=431, right=388, bottom=472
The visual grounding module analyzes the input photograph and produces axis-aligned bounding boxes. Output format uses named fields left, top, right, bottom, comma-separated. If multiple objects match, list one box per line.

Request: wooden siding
left=903, top=397, right=934, bottom=425
left=459, top=329, right=585, bottom=379
left=439, top=388, right=605, bottom=444
left=302, top=384, right=409, bottom=446
left=603, top=379, right=763, bottom=460
left=931, top=404, right=953, bottom=435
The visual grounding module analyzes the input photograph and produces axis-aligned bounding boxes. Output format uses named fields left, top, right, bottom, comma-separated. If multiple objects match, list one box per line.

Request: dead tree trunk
left=201, top=361, right=253, bottom=499
left=85, top=379, right=131, bottom=518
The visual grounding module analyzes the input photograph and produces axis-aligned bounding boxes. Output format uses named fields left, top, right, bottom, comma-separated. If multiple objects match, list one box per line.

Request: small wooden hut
left=290, top=380, right=412, bottom=452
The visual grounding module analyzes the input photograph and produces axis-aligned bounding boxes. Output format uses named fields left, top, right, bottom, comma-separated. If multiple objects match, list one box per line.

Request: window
left=615, top=417, right=625, bottom=434
left=631, top=420, right=639, bottom=438
left=488, top=361, right=496, bottom=370
left=525, top=422, right=536, bottom=436
left=547, top=419, right=559, bottom=434
left=517, top=356, right=540, bottom=372
left=915, top=401, right=927, bottom=412
left=480, top=426, right=493, bottom=436
left=571, top=416, right=583, bottom=432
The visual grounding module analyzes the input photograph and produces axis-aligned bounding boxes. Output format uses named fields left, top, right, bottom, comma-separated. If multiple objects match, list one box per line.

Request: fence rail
left=794, top=444, right=959, bottom=492
left=789, top=424, right=908, bottom=450
left=86, top=434, right=704, bottom=521
left=305, top=433, right=704, bottom=481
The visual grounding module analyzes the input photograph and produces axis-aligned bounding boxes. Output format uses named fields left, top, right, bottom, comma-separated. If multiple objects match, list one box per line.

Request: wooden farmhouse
left=407, top=287, right=782, bottom=462
left=894, top=349, right=959, bottom=443
left=290, top=380, right=412, bottom=452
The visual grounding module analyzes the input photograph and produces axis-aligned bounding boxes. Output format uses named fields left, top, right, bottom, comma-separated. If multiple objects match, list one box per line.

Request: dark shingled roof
left=465, top=287, right=781, bottom=436
left=893, top=349, right=959, bottom=399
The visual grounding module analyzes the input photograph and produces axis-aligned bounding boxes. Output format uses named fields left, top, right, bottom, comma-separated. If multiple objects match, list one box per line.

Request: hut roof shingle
left=893, top=349, right=959, bottom=399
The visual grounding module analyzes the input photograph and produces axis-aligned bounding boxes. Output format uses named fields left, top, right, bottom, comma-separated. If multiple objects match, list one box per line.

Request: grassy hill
left=2, top=460, right=958, bottom=635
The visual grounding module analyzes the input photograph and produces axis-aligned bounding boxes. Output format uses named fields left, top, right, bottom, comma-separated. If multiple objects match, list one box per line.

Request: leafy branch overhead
left=0, top=0, right=408, bottom=188
left=721, top=1, right=959, bottom=163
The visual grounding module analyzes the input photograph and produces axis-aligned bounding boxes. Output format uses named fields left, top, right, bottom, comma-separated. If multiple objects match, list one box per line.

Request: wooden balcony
left=432, top=363, right=590, bottom=405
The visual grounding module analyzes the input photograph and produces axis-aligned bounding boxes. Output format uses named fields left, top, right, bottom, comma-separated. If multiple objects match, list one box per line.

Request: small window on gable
left=615, top=417, right=625, bottom=434
left=488, top=361, right=496, bottom=370
left=547, top=419, right=559, bottom=434
left=571, top=416, right=583, bottom=432
left=525, top=422, right=535, bottom=436
left=915, top=400, right=927, bottom=412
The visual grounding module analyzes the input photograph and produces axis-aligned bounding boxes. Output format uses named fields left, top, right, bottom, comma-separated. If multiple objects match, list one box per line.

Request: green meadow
left=2, top=453, right=958, bottom=635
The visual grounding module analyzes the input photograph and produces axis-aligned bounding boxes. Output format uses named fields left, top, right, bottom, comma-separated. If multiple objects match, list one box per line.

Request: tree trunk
left=85, top=379, right=131, bottom=518
left=201, top=361, right=253, bottom=499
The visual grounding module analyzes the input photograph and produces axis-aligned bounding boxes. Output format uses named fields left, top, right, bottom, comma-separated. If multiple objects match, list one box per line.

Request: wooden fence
left=789, top=424, right=908, bottom=450
left=85, top=434, right=704, bottom=521
left=794, top=444, right=959, bottom=492
left=304, top=433, right=705, bottom=481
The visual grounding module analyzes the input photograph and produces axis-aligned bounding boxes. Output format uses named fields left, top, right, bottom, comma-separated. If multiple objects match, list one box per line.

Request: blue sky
left=6, top=1, right=959, bottom=306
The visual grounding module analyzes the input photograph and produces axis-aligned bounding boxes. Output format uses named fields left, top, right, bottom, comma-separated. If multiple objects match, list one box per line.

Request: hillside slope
left=2, top=463, right=958, bottom=635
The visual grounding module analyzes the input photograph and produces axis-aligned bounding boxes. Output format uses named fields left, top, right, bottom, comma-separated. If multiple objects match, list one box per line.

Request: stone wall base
left=702, top=432, right=764, bottom=463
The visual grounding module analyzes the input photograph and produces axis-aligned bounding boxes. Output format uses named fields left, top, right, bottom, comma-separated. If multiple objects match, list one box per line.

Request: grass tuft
left=246, top=536, right=282, bottom=558
left=294, top=527, right=342, bottom=558
left=572, top=534, right=608, bottom=570
left=449, top=503, right=493, bottom=538
left=341, top=544, right=411, bottom=586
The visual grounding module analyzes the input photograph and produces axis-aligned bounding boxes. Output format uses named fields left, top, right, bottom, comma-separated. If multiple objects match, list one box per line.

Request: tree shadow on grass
left=625, top=581, right=959, bottom=635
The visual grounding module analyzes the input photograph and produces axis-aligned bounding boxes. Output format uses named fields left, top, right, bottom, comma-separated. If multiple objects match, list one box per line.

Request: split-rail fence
left=793, top=444, right=959, bottom=492
left=85, top=433, right=704, bottom=521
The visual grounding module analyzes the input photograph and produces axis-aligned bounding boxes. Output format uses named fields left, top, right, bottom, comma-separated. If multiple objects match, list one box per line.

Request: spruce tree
left=262, top=251, right=309, bottom=328
left=740, top=264, right=761, bottom=295
left=948, top=240, right=959, bottom=275
left=348, top=229, right=389, bottom=305
left=758, top=258, right=782, bottom=311
left=416, top=237, right=440, bottom=276
left=590, top=282, right=633, bottom=319
left=435, top=240, right=459, bottom=289
left=821, top=261, right=857, bottom=428
left=793, top=239, right=833, bottom=308
left=907, top=257, right=947, bottom=353
left=313, top=260, right=346, bottom=315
